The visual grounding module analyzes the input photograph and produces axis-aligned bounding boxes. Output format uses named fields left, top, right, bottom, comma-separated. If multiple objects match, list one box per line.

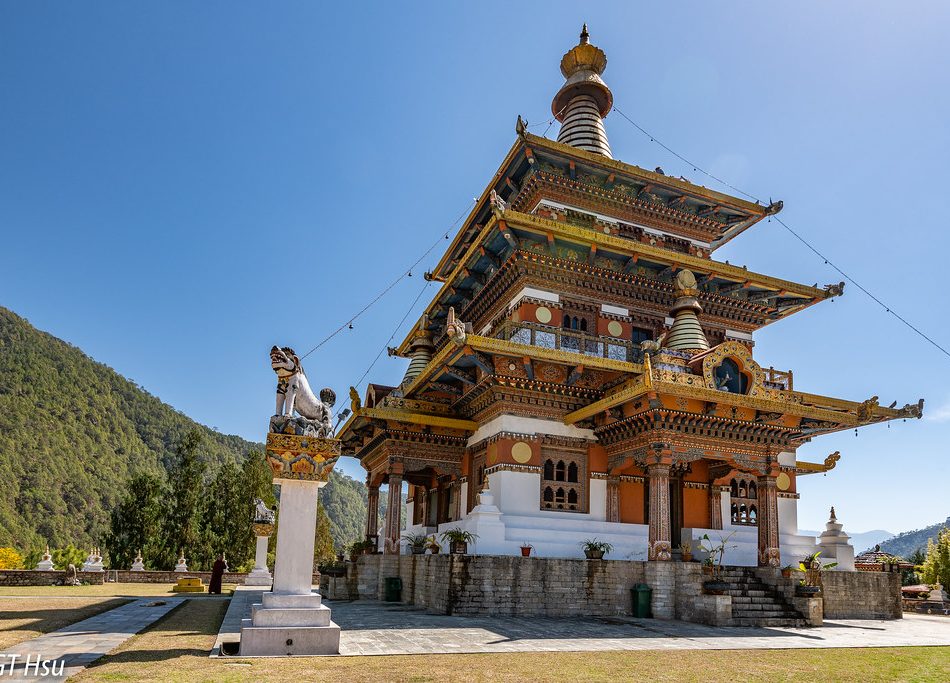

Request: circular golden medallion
left=776, top=472, right=791, bottom=491
left=511, top=441, right=532, bottom=464
left=535, top=306, right=552, bottom=324
left=607, top=320, right=623, bottom=337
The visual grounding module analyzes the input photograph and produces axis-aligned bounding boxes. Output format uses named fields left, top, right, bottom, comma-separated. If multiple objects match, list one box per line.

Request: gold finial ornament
left=552, top=24, right=613, bottom=157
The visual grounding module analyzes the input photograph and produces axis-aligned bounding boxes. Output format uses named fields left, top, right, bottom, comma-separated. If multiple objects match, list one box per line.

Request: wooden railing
left=493, top=320, right=645, bottom=364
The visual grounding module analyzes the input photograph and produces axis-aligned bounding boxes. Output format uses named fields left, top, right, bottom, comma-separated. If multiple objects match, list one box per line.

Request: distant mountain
left=0, top=305, right=377, bottom=555
left=879, top=517, right=950, bottom=559
left=0, top=306, right=263, bottom=549
left=800, top=529, right=894, bottom=554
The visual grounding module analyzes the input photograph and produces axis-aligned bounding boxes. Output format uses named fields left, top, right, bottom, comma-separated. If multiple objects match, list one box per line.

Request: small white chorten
left=174, top=551, right=188, bottom=572
left=131, top=550, right=145, bottom=572
left=36, top=545, right=55, bottom=571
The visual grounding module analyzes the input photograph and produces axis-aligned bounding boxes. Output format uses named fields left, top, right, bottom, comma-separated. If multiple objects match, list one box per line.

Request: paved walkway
left=218, top=588, right=950, bottom=657
left=0, top=598, right=184, bottom=681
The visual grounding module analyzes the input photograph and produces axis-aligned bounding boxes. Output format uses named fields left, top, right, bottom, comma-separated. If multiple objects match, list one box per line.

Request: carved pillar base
left=647, top=462, right=672, bottom=561
left=709, top=485, right=723, bottom=530
left=606, top=476, right=620, bottom=523
left=365, top=484, right=380, bottom=542
left=757, top=474, right=781, bottom=567
left=384, top=472, right=403, bottom=555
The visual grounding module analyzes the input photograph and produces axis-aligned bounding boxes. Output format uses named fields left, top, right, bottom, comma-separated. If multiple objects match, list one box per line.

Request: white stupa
left=36, top=545, right=55, bottom=571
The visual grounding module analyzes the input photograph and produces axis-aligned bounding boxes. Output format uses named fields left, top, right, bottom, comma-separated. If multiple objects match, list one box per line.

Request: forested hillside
left=879, top=516, right=950, bottom=558
left=0, top=306, right=374, bottom=556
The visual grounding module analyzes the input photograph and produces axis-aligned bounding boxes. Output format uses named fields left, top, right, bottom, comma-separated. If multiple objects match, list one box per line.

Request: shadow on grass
left=0, top=599, right=130, bottom=636
left=83, top=598, right=228, bottom=669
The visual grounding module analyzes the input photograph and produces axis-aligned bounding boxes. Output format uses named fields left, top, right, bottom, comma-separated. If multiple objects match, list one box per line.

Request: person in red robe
left=209, top=554, right=227, bottom=594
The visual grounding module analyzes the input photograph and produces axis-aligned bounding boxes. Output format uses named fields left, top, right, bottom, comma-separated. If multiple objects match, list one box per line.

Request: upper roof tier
left=431, top=133, right=782, bottom=282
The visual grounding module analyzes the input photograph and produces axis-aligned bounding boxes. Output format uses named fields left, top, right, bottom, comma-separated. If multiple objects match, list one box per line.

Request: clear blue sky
left=2, top=2, right=948, bottom=535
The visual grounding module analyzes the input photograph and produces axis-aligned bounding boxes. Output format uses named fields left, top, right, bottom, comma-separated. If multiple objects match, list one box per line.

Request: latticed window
left=730, top=476, right=758, bottom=526
left=540, top=451, right=586, bottom=512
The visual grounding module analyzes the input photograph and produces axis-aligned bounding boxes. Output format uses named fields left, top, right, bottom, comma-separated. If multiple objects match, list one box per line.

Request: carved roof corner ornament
left=823, top=281, right=845, bottom=297
left=897, top=398, right=925, bottom=419
left=489, top=189, right=508, bottom=217
left=445, top=306, right=471, bottom=347
left=349, top=386, right=362, bottom=413
left=856, top=396, right=879, bottom=423
left=824, top=451, right=841, bottom=471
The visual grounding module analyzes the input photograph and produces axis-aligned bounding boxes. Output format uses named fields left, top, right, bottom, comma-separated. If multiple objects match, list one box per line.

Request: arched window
left=730, top=480, right=739, bottom=497
left=579, top=318, right=587, bottom=332
left=714, top=358, right=749, bottom=394
left=748, top=481, right=757, bottom=499
left=731, top=503, right=738, bottom=522
left=543, top=459, right=554, bottom=480
left=738, top=481, right=747, bottom=498
left=739, top=504, right=747, bottom=522
left=563, top=316, right=572, bottom=329
left=543, top=487, right=553, bottom=503
left=555, top=460, right=566, bottom=481
left=555, top=488, right=565, bottom=504
left=749, top=505, right=757, bottom=522
left=567, top=462, right=578, bottom=483
left=568, top=489, right=578, bottom=505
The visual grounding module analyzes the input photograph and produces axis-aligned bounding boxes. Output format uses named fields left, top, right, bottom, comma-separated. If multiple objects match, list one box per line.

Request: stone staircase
left=718, top=567, right=807, bottom=627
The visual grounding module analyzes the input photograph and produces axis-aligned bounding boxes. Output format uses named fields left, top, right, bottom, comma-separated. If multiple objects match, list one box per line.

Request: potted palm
left=441, top=528, right=478, bottom=554
left=520, top=542, right=533, bottom=557
left=679, top=541, right=693, bottom=562
left=581, top=538, right=613, bottom=560
left=797, top=551, right=836, bottom=596
left=781, top=564, right=795, bottom=579
left=403, top=532, right=429, bottom=555
left=427, top=536, right=441, bottom=554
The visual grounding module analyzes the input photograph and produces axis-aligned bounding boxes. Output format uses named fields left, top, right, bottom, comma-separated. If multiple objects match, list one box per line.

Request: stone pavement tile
left=0, top=597, right=184, bottom=682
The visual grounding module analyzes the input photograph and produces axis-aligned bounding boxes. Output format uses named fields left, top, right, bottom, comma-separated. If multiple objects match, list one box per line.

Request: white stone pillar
left=245, top=535, right=272, bottom=586
left=272, top=479, right=321, bottom=595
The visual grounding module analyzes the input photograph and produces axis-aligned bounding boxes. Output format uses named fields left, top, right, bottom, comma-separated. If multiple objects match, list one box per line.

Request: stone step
left=733, top=618, right=806, bottom=627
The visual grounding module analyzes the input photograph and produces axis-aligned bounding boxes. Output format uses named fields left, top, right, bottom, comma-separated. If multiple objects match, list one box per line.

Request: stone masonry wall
left=0, top=570, right=105, bottom=586
left=821, top=570, right=902, bottom=619
left=349, top=556, right=903, bottom=623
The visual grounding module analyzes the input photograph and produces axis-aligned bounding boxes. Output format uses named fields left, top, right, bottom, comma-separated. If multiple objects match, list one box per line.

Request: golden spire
left=663, top=270, right=710, bottom=352
left=552, top=25, right=613, bottom=157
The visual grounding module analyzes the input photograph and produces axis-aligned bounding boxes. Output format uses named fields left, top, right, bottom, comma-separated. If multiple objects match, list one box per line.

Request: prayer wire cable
left=611, top=105, right=950, bottom=360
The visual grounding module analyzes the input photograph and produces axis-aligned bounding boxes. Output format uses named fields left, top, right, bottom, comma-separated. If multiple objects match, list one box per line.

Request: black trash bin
left=384, top=576, right=403, bottom=602
left=631, top=583, right=652, bottom=618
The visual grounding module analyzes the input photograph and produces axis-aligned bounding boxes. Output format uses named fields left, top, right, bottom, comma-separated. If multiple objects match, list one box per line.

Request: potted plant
left=441, top=528, right=478, bottom=554
left=699, top=532, right=735, bottom=594
left=427, top=536, right=441, bottom=554
left=581, top=538, right=613, bottom=560
left=520, top=542, right=533, bottom=557
left=679, top=541, right=693, bottom=562
left=348, top=540, right=367, bottom=562
left=797, top=551, right=836, bottom=596
left=403, top=532, right=429, bottom=555
left=781, top=564, right=795, bottom=579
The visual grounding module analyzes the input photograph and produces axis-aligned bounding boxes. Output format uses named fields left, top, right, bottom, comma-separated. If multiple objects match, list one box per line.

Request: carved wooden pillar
left=452, top=481, right=462, bottom=521
left=365, top=483, right=380, bottom=541
left=417, top=487, right=428, bottom=527
left=384, top=464, right=403, bottom=555
left=647, top=462, right=672, bottom=561
left=606, top=476, right=620, bottom=523
left=757, top=474, right=780, bottom=567
left=709, top=485, right=723, bottom=530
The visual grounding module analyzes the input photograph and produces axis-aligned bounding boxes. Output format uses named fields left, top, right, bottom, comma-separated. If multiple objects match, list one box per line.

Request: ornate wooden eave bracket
left=796, top=450, right=841, bottom=476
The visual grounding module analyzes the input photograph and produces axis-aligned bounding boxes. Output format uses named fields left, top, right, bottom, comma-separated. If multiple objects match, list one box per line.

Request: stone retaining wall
left=343, top=556, right=902, bottom=624
left=821, top=569, right=902, bottom=619
left=0, top=570, right=105, bottom=586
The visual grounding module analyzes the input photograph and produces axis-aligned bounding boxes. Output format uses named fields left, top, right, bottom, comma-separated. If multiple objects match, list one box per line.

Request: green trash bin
left=631, top=583, right=652, bottom=618
left=384, top=577, right=402, bottom=602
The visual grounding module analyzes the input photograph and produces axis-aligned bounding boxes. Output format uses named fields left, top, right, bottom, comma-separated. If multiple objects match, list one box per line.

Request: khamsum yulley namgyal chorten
left=337, top=26, right=923, bottom=567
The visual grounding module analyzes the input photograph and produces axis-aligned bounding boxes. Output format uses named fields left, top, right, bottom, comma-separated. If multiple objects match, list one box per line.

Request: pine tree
left=160, top=429, right=207, bottom=569
left=921, top=527, right=950, bottom=588
left=313, top=503, right=336, bottom=569
left=107, top=471, right=166, bottom=569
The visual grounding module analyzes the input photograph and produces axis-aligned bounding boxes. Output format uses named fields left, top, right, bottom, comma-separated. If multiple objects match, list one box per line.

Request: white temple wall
left=588, top=478, right=607, bottom=521
left=488, top=470, right=540, bottom=515
left=778, top=496, right=799, bottom=535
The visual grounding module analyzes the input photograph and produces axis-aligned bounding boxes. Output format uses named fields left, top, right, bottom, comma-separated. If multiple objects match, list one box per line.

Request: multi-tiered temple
left=338, top=27, right=922, bottom=567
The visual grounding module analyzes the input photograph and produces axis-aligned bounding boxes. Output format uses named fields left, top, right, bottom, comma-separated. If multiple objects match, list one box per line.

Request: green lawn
left=0, top=583, right=238, bottom=598
left=73, top=600, right=950, bottom=683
